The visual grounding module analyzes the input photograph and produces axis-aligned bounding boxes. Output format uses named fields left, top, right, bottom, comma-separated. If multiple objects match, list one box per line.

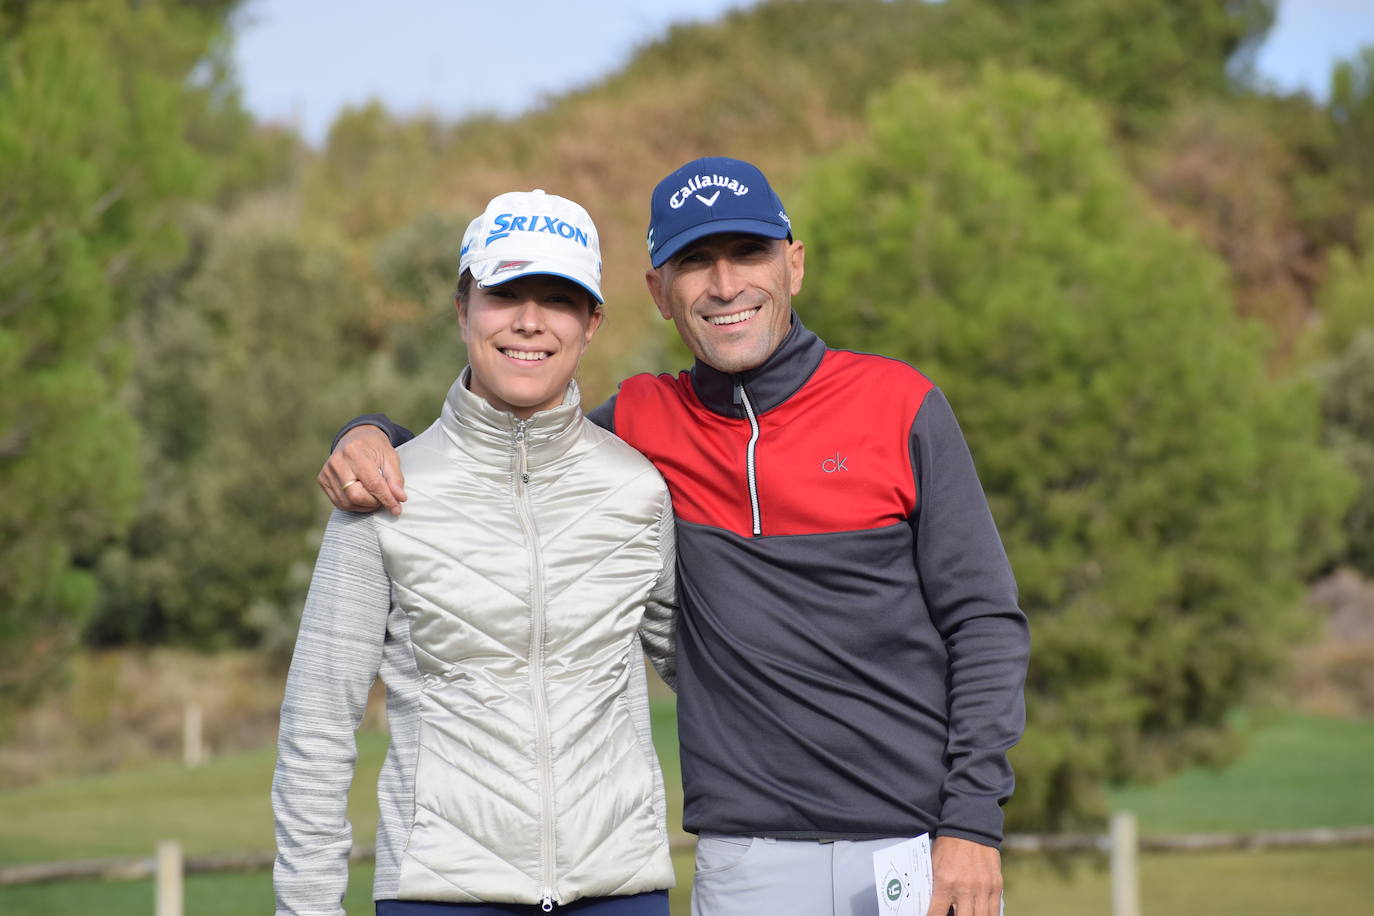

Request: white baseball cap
left=458, top=189, right=604, bottom=303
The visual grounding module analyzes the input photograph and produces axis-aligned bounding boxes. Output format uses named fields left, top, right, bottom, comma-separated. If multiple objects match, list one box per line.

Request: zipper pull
left=732, top=382, right=743, bottom=406
left=516, top=420, right=530, bottom=485
left=541, top=889, right=554, bottom=912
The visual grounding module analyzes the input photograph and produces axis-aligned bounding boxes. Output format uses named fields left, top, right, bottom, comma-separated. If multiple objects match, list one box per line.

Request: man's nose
left=707, top=258, right=744, bottom=302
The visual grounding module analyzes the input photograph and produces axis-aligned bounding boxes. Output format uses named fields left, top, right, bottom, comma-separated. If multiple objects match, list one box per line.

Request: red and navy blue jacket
left=345, top=315, right=1029, bottom=846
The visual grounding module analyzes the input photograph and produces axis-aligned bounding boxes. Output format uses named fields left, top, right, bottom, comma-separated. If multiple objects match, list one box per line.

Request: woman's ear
left=584, top=304, right=605, bottom=344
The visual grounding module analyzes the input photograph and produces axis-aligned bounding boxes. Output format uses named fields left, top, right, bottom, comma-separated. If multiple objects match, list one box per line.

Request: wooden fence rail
left=999, top=823, right=1374, bottom=854
left=0, top=845, right=373, bottom=886
left=3, top=824, right=1373, bottom=887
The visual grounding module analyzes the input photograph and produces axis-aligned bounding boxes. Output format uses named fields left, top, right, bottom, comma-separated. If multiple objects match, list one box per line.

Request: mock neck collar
left=438, top=367, right=584, bottom=467
left=689, top=312, right=827, bottom=418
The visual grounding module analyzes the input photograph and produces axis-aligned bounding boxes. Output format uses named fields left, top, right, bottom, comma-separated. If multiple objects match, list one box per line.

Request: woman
left=272, top=190, right=677, bottom=916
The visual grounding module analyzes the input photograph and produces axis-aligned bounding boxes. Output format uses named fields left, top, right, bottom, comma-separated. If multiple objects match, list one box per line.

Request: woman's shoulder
left=578, top=420, right=669, bottom=498
left=394, top=420, right=455, bottom=475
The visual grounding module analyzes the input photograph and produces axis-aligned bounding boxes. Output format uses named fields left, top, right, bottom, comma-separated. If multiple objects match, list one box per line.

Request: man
left=321, top=158, right=1029, bottom=916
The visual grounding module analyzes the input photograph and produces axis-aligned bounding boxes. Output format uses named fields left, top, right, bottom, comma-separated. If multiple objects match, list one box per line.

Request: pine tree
left=0, top=0, right=230, bottom=724
left=1314, top=210, right=1374, bottom=576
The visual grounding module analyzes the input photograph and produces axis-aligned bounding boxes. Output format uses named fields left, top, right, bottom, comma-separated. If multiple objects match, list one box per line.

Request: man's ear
left=788, top=240, right=805, bottom=296
left=645, top=268, right=672, bottom=320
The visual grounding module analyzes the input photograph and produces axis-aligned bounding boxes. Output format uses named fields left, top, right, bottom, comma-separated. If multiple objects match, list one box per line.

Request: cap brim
left=471, top=258, right=604, bottom=304
left=650, top=218, right=791, bottom=268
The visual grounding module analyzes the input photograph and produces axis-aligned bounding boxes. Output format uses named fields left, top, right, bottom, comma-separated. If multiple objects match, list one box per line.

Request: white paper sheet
left=872, top=834, right=933, bottom=916
left=873, top=835, right=1006, bottom=916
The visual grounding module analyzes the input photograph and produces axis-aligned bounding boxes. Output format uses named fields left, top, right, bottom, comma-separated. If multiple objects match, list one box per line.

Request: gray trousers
left=691, top=835, right=900, bottom=916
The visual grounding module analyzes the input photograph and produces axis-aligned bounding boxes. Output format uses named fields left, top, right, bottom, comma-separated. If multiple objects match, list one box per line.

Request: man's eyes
left=675, top=245, right=768, bottom=266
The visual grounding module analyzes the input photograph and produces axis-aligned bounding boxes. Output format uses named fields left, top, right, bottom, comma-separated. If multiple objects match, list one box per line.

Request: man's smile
left=705, top=307, right=761, bottom=326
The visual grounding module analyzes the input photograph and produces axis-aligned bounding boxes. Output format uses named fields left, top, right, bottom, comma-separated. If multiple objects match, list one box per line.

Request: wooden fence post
left=155, top=840, right=182, bottom=916
left=183, top=703, right=204, bottom=768
left=1110, top=811, right=1140, bottom=916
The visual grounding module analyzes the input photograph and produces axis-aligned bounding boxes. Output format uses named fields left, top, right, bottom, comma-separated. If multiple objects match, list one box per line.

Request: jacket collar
left=689, top=312, right=827, bottom=418
left=439, top=367, right=585, bottom=468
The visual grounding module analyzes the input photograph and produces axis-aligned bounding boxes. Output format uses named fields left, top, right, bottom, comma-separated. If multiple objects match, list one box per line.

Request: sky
left=231, top=0, right=1374, bottom=147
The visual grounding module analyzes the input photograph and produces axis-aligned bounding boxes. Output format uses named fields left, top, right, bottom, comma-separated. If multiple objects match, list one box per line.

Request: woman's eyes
left=488, top=288, right=577, bottom=306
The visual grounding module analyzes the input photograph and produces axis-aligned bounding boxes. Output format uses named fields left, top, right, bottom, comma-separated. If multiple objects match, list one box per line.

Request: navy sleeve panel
left=331, top=413, right=416, bottom=451
left=910, top=388, right=1029, bottom=848
left=586, top=394, right=617, bottom=433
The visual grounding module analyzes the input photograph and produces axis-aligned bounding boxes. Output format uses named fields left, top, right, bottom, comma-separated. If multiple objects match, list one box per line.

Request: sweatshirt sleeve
left=638, top=486, right=678, bottom=689
left=272, top=510, right=392, bottom=915
left=909, top=387, right=1029, bottom=849
left=331, top=413, right=416, bottom=451
left=585, top=394, right=617, bottom=433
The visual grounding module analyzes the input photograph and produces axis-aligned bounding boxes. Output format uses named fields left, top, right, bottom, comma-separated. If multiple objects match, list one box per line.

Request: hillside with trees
left=3, top=0, right=1372, bottom=833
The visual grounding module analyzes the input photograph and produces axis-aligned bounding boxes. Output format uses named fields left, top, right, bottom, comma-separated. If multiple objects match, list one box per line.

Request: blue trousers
left=376, top=890, right=669, bottom=915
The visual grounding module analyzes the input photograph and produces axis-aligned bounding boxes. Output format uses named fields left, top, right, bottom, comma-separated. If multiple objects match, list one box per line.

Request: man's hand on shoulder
left=318, top=425, right=407, bottom=515
left=927, top=835, right=1002, bottom=916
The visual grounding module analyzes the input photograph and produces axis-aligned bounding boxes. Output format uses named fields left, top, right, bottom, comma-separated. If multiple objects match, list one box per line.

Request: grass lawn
left=1002, top=845, right=1374, bottom=915
left=1, top=708, right=1370, bottom=914
left=1107, top=713, right=1374, bottom=831
left=0, top=864, right=376, bottom=916
left=0, top=732, right=387, bottom=865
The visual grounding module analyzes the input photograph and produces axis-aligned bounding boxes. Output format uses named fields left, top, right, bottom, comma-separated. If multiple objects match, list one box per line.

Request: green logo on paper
left=886, top=877, right=903, bottom=901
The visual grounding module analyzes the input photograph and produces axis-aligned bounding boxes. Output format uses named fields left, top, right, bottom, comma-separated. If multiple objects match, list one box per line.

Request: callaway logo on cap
left=647, top=156, right=792, bottom=267
left=459, top=189, right=604, bottom=303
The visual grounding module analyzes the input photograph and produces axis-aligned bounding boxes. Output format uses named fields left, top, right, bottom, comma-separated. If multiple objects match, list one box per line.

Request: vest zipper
left=734, top=382, right=762, bottom=536
left=513, top=421, right=557, bottom=912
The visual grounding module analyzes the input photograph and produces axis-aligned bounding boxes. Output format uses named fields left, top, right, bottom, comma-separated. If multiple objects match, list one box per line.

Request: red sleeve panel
left=615, top=351, right=932, bottom=538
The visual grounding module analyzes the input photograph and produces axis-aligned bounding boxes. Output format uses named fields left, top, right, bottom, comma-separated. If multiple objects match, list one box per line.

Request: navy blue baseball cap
left=647, top=156, right=792, bottom=267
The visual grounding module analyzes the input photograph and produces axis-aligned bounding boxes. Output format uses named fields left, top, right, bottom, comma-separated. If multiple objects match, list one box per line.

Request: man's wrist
left=331, top=414, right=391, bottom=451
left=935, top=825, right=1002, bottom=850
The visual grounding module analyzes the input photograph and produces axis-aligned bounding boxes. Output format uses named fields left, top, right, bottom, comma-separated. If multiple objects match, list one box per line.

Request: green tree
left=1134, top=98, right=1315, bottom=352
left=793, top=66, right=1353, bottom=830
left=1272, top=46, right=1374, bottom=255
left=92, top=212, right=373, bottom=651
left=1324, top=47, right=1374, bottom=246
left=0, top=0, right=232, bottom=724
left=1317, top=332, right=1374, bottom=577
left=974, top=0, right=1276, bottom=118
left=368, top=210, right=471, bottom=425
left=1313, top=210, right=1374, bottom=576
left=304, top=102, right=449, bottom=241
